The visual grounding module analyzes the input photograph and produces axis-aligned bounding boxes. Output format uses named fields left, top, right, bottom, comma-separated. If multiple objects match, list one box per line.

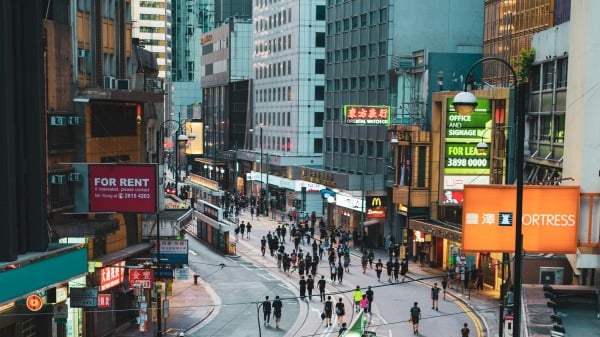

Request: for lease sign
left=89, top=164, right=157, bottom=213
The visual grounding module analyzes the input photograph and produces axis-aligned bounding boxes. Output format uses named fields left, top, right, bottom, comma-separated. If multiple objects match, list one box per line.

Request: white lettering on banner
left=95, top=178, right=116, bottom=186
left=522, top=214, right=576, bottom=227
left=447, top=129, right=478, bottom=136
left=448, top=115, right=472, bottom=122
left=466, top=212, right=576, bottom=227
left=119, top=178, right=150, bottom=187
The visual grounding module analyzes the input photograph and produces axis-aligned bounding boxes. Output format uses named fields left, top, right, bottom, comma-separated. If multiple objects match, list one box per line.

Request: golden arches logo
left=371, top=197, right=383, bottom=207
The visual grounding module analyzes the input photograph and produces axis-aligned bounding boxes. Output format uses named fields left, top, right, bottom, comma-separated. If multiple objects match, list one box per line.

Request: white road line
left=189, top=250, right=198, bottom=256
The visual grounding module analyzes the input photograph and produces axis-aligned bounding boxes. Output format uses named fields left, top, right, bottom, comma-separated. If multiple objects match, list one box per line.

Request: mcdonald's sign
left=366, top=196, right=386, bottom=219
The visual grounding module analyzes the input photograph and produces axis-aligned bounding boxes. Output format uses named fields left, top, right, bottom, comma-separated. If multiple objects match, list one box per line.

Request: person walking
left=336, top=262, right=344, bottom=285
left=246, top=222, right=252, bottom=239
left=239, top=221, right=246, bottom=239
left=393, top=258, right=401, bottom=282
left=409, top=301, right=421, bottom=335
left=307, top=274, right=315, bottom=300
left=337, top=322, right=348, bottom=336
left=335, top=298, right=345, bottom=326
left=324, top=296, right=334, bottom=327
left=386, top=259, right=394, bottom=283
left=461, top=322, right=470, bottom=337
left=299, top=276, right=307, bottom=301
left=359, top=294, right=369, bottom=312
left=353, top=286, right=363, bottom=313
left=361, top=252, right=368, bottom=274
left=318, top=275, right=327, bottom=302
left=375, top=259, right=383, bottom=282
left=272, top=296, right=283, bottom=329
left=367, top=249, right=375, bottom=268
left=401, top=258, right=409, bottom=282
left=262, top=296, right=272, bottom=326
left=365, top=286, right=374, bottom=314
left=330, top=263, right=337, bottom=283
left=260, top=236, right=267, bottom=256
left=431, top=283, right=440, bottom=311
left=441, top=276, right=448, bottom=300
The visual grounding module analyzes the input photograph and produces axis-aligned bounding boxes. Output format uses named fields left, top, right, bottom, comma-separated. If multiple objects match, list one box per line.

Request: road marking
left=189, top=250, right=198, bottom=256
left=453, top=298, right=484, bottom=337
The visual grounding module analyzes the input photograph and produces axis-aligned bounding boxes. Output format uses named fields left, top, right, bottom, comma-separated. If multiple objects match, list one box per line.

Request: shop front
left=409, top=219, right=462, bottom=269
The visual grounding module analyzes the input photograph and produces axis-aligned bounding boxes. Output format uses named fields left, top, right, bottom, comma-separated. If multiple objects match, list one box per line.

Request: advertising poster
left=89, top=164, right=157, bottom=213
left=343, top=105, right=391, bottom=125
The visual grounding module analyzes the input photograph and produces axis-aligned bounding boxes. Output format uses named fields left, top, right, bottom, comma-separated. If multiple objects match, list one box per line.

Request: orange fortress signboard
left=462, top=185, right=580, bottom=253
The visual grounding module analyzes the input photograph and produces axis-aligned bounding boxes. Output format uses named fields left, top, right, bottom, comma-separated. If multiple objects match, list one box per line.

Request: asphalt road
left=184, top=211, right=480, bottom=337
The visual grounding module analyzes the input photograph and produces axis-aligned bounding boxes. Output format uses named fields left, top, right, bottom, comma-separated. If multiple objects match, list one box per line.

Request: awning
left=409, top=218, right=462, bottom=242
left=92, top=242, right=154, bottom=267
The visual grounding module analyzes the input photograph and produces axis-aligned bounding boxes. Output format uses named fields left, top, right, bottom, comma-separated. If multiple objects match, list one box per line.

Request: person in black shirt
left=386, top=259, right=394, bottom=283
left=317, top=275, right=327, bottom=302
left=323, top=296, right=334, bottom=327
left=365, top=286, right=374, bottom=314
left=307, top=275, right=315, bottom=300
left=393, top=258, right=401, bottom=282
left=409, top=302, right=421, bottom=334
left=400, top=258, right=409, bottom=282
left=375, top=259, right=384, bottom=282
left=260, top=236, right=267, bottom=256
left=262, top=296, right=271, bottom=326
left=431, top=283, right=440, bottom=311
left=461, top=322, right=470, bottom=337
left=272, top=296, right=283, bottom=329
left=299, top=276, right=307, bottom=300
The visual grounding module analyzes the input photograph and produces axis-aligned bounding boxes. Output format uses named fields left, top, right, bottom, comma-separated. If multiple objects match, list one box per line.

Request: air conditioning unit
left=67, top=116, right=81, bottom=125
left=103, top=76, right=116, bottom=89
left=51, top=175, right=66, bottom=185
left=145, top=79, right=162, bottom=90
left=116, top=79, right=130, bottom=90
left=68, top=173, right=82, bottom=182
left=77, top=49, right=88, bottom=58
left=50, top=116, right=67, bottom=126
left=540, top=267, right=564, bottom=285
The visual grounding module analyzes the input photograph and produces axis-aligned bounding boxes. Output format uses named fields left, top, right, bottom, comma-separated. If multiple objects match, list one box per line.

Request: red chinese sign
left=129, top=269, right=155, bottom=289
left=97, top=294, right=111, bottom=308
left=99, top=261, right=125, bottom=291
left=343, top=105, right=390, bottom=125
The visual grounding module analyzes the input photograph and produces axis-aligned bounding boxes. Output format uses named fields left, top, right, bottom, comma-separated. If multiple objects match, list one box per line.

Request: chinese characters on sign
left=99, top=261, right=125, bottom=291
left=97, top=294, right=111, bottom=309
left=129, top=269, right=155, bottom=289
left=343, top=105, right=390, bottom=125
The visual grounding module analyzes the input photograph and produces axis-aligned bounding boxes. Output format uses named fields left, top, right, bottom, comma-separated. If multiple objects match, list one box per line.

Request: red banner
left=99, top=261, right=125, bottom=291
left=129, top=269, right=155, bottom=289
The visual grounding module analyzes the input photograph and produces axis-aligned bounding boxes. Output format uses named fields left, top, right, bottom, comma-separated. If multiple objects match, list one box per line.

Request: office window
left=288, top=60, right=291, bottom=75
left=351, top=47, right=358, bottom=60
left=360, top=13, right=368, bottom=27
left=316, top=5, right=325, bottom=20
left=368, top=76, right=376, bottom=89
left=343, top=18, right=350, bottom=31
left=350, top=77, right=357, bottom=89
left=342, top=48, right=349, bottom=61
left=283, top=9, right=287, bottom=24
left=315, top=86, right=324, bottom=100
left=341, top=139, right=347, bottom=153
left=369, top=43, right=377, bottom=57
left=359, top=76, right=366, bottom=89
left=334, top=50, right=341, bottom=62
left=333, top=138, right=339, bottom=152
left=349, top=139, right=355, bottom=154
left=315, top=111, right=324, bottom=127
left=334, top=80, right=340, bottom=91
left=351, top=16, right=358, bottom=29
left=378, top=75, right=385, bottom=88
left=287, top=111, right=291, bottom=126
left=315, top=59, right=325, bottom=74
left=316, top=32, right=325, bottom=47
left=359, top=45, right=367, bottom=58
left=380, top=8, right=388, bottom=22
left=314, top=139, right=323, bottom=153
left=369, top=11, right=378, bottom=25
left=327, top=23, right=333, bottom=34
left=342, top=78, right=348, bottom=90
left=379, top=41, right=387, bottom=55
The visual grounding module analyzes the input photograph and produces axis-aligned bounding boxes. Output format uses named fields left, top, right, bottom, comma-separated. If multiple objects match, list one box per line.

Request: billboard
left=89, top=164, right=157, bottom=213
left=444, top=98, right=492, bottom=175
left=462, top=185, right=580, bottom=253
left=343, top=105, right=390, bottom=125
left=186, top=120, right=204, bottom=155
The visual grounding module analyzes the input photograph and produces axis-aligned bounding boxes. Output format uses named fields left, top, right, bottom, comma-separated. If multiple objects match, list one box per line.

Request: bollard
left=193, top=274, right=199, bottom=285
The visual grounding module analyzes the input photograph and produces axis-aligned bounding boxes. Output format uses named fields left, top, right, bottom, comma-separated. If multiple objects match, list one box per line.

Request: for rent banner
left=89, top=164, right=157, bottom=213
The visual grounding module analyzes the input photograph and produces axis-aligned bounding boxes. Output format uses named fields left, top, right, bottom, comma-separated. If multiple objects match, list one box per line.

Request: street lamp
left=249, top=124, right=265, bottom=215
left=155, top=119, right=189, bottom=337
left=452, top=57, right=524, bottom=337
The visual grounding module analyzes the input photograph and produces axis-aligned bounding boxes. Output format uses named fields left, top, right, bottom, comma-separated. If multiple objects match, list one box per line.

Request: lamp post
left=452, top=57, right=524, bottom=337
left=249, top=124, right=264, bottom=215
left=156, top=120, right=191, bottom=337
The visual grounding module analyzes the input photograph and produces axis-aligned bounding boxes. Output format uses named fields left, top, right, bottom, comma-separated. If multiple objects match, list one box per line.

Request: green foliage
left=513, top=48, right=535, bottom=83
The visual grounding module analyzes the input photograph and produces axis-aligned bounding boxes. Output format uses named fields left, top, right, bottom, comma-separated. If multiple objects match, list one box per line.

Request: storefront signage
left=150, top=240, right=189, bottom=265
left=444, top=98, right=492, bottom=176
left=189, top=173, right=219, bottom=190
left=462, top=185, right=580, bottom=253
left=366, top=196, right=386, bottom=219
left=70, top=287, right=98, bottom=308
left=99, top=261, right=126, bottom=291
left=97, top=294, right=111, bottom=309
left=129, top=269, right=155, bottom=289
left=89, top=164, right=157, bottom=213
left=343, top=105, right=390, bottom=125
left=26, top=294, right=43, bottom=311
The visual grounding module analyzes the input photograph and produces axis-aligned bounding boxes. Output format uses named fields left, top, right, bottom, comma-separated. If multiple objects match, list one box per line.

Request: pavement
left=115, top=207, right=505, bottom=337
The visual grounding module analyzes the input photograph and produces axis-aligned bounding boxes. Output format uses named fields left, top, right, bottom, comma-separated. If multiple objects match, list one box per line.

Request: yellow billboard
left=186, top=121, right=204, bottom=155
left=462, top=185, right=580, bottom=253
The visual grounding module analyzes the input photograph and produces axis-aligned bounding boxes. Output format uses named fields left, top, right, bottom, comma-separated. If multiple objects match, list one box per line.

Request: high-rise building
left=132, top=0, right=171, bottom=80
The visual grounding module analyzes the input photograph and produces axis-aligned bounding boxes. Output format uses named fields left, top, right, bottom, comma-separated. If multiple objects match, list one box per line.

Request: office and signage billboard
left=444, top=98, right=492, bottom=175
left=462, top=185, right=580, bottom=253
left=89, top=164, right=157, bottom=213
left=343, top=105, right=390, bottom=125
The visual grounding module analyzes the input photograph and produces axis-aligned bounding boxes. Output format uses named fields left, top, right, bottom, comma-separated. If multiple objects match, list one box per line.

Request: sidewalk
left=115, top=274, right=216, bottom=337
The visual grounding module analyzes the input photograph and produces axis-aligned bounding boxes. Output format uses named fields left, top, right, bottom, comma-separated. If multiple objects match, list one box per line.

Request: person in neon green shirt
left=353, top=286, right=363, bottom=313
